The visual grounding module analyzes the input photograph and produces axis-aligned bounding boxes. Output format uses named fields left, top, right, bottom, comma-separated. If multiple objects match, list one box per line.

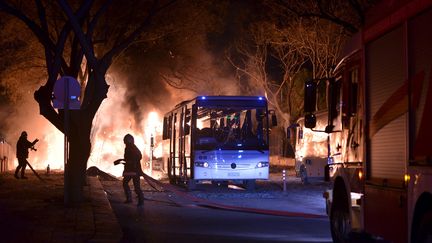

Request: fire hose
left=144, top=172, right=326, bottom=218
left=113, top=159, right=325, bottom=218
left=27, top=144, right=45, bottom=182
left=140, top=168, right=325, bottom=218
left=26, top=161, right=45, bottom=182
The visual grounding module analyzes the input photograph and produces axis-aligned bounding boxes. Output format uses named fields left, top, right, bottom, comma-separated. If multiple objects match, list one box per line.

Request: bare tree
left=229, top=0, right=367, bottom=123
left=227, top=21, right=305, bottom=127
left=0, top=0, right=175, bottom=203
left=288, top=16, right=347, bottom=78
left=227, top=1, right=360, bottom=159
left=0, top=15, right=46, bottom=104
left=266, top=0, right=371, bottom=34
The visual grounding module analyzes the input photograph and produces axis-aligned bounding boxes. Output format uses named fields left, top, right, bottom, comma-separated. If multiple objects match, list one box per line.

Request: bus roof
left=173, top=96, right=268, bottom=109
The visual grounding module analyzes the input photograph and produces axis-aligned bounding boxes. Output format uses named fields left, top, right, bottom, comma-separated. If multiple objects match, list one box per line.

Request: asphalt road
left=102, top=178, right=332, bottom=243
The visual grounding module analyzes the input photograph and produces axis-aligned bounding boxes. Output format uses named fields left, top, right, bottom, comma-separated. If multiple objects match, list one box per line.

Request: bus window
left=193, top=107, right=268, bottom=150
left=184, top=108, right=191, bottom=135
left=241, top=110, right=254, bottom=139
left=163, top=116, right=169, bottom=140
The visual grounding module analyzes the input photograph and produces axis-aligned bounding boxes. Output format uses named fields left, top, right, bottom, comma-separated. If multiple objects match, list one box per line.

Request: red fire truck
left=303, top=0, right=432, bottom=242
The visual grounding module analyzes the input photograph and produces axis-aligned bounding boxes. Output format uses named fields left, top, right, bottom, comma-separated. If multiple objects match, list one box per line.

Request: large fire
left=296, top=128, right=328, bottom=159
left=295, top=111, right=345, bottom=162
left=9, top=77, right=165, bottom=178
left=88, top=110, right=163, bottom=177
left=296, top=113, right=329, bottom=159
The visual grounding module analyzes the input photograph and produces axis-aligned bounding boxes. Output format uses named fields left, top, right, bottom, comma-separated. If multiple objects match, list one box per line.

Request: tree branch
left=57, top=0, right=98, bottom=68
left=100, top=0, right=176, bottom=71
left=1, top=1, right=71, bottom=77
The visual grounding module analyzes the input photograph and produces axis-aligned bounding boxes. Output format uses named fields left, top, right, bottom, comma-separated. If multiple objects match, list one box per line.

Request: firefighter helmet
left=123, top=134, right=134, bottom=144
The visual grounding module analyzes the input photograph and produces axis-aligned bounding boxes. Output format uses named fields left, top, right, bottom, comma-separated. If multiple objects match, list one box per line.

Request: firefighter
left=115, top=134, right=144, bottom=207
left=14, top=131, right=38, bottom=179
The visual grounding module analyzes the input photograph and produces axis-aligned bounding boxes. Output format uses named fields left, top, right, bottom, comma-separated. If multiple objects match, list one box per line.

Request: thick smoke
left=85, top=40, right=253, bottom=176
left=112, top=33, right=251, bottom=126
left=0, top=33, right=258, bottom=177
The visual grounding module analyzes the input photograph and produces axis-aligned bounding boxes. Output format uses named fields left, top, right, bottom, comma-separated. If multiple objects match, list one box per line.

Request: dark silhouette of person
left=15, top=131, right=38, bottom=179
left=116, top=134, right=144, bottom=207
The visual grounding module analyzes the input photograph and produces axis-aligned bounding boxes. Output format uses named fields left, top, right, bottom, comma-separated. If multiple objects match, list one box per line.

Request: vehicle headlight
left=256, top=162, right=269, bottom=168
left=195, top=161, right=209, bottom=168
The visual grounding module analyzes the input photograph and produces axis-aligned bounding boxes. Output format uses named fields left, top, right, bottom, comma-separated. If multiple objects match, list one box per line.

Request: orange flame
left=14, top=77, right=165, bottom=178
left=296, top=116, right=328, bottom=159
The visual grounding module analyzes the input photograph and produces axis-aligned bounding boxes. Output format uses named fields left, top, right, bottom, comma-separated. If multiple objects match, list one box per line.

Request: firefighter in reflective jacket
left=116, top=134, right=144, bottom=206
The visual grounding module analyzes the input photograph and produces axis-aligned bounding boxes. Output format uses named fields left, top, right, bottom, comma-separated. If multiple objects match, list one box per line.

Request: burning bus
left=161, top=96, right=277, bottom=190
left=302, top=1, right=432, bottom=242
left=295, top=74, right=342, bottom=183
left=295, top=111, right=331, bottom=183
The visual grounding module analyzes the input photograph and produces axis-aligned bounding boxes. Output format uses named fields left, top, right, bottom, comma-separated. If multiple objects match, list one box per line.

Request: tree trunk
left=34, top=72, right=107, bottom=205
left=64, top=110, right=92, bottom=204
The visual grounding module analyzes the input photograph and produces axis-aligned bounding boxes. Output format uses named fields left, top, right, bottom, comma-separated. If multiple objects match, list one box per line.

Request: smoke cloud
left=0, top=30, right=257, bottom=177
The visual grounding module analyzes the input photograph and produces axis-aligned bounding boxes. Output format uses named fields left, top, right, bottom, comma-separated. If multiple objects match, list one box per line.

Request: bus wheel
left=330, top=203, right=351, bottom=243
left=413, top=209, right=432, bottom=243
left=300, top=165, right=308, bottom=184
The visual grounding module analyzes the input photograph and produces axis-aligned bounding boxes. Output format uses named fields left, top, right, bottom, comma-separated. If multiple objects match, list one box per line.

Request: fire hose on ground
left=138, top=168, right=326, bottom=219
left=24, top=145, right=45, bottom=182
left=107, top=160, right=326, bottom=218
left=142, top=172, right=325, bottom=218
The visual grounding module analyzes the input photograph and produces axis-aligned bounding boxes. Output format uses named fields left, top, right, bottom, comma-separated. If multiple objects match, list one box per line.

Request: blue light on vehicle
left=201, top=96, right=206, bottom=100
left=258, top=97, right=263, bottom=100
left=238, top=155, right=242, bottom=159
left=237, top=143, right=243, bottom=147
left=238, top=150, right=244, bottom=153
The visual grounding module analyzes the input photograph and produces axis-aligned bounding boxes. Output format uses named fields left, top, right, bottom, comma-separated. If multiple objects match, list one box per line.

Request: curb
left=87, top=176, right=123, bottom=242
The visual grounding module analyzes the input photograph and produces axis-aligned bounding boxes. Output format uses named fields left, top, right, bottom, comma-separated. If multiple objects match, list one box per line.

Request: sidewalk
left=0, top=172, right=122, bottom=243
